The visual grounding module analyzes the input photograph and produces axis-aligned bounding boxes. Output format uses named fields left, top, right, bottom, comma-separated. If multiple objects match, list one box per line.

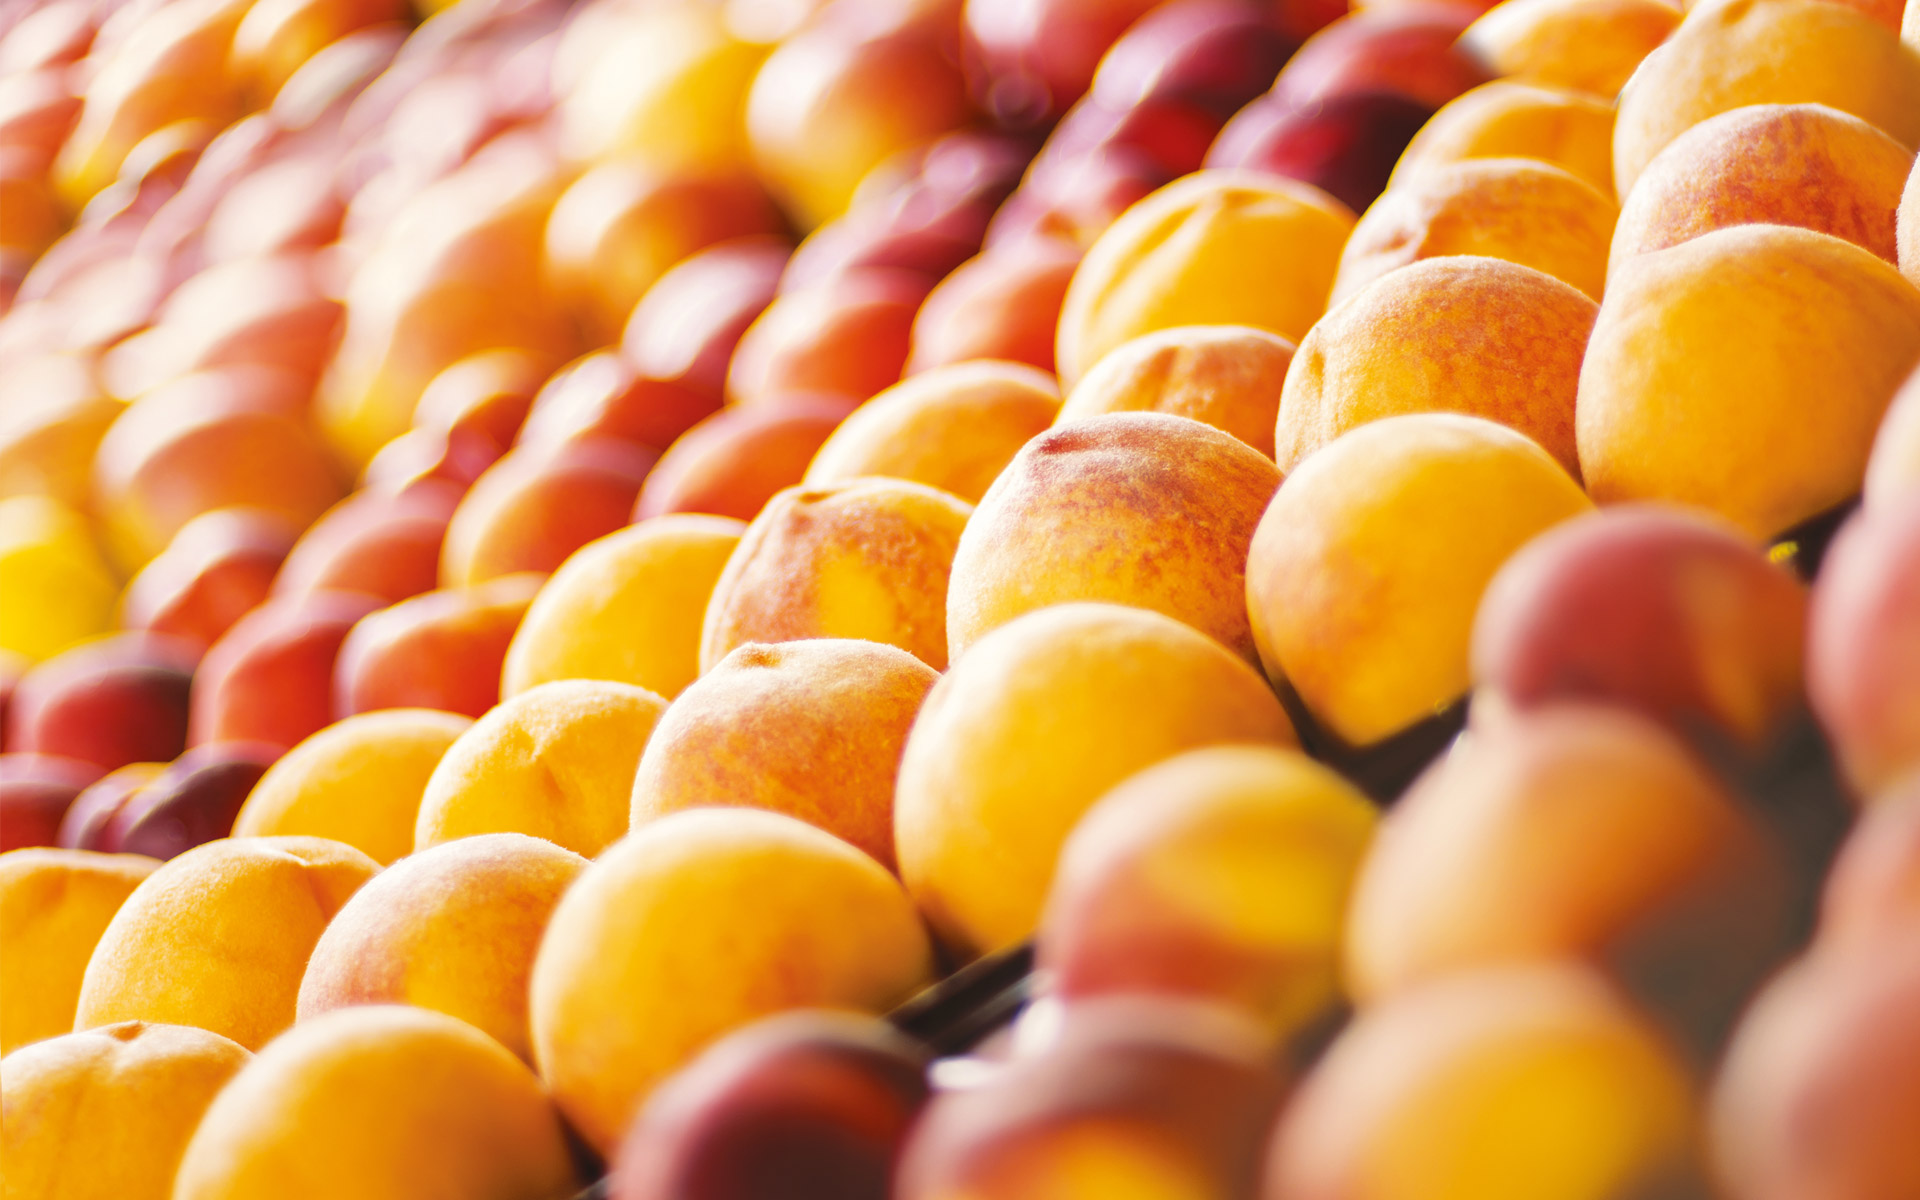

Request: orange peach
left=727, top=269, right=926, bottom=407
left=439, top=438, right=658, bottom=588
left=0, top=152, right=63, bottom=260
left=189, top=591, right=383, bottom=751
left=906, top=242, right=1083, bottom=375
left=121, top=508, right=296, bottom=650
left=1461, top=0, right=1682, bottom=99
left=633, top=396, right=858, bottom=522
left=274, top=482, right=461, bottom=605
left=1389, top=80, right=1618, bottom=195
left=1055, top=326, right=1291, bottom=459
left=0, top=848, right=159, bottom=1053
left=333, top=573, right=541, bottom=719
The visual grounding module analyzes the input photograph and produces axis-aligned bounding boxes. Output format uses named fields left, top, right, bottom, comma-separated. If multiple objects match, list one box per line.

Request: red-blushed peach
left=99, top=741, right=280, bottom=862
left=0, top=754, right=101, bottom=852
left=1206, top=91, right=1437, bottom=219
left=1267, top=966, right=1702, bottom=1200
left=529, top=807, right=934, bottom=1155
left=333, top=573, right=541, bottom=719
left=1461, top=0, right=1682, bottom=99
left=631, top=639, right=935, bottom=868
left=516, top=352, right=719, bottom=457
left=0, top=1021, right=251, bottom=1200
left=1389, top=80, right=1618, bottom=196
left=439, top=438, right=658, bottom=588
left=1334, top=159, right=1617, bottom=304
left=5, top=633, right=196, bottom=771
left=296, top=833, right=587, bottom=1062
left=0, top=848, right=158, bottom=1053
left=1819, top=779, right=1920, bottom=950
left=1473, top=505, right=1810, bottom=751
left=726, top=270, right=926, bottom=408
left=1808, top=493, right=1920, bottom=798
left=896, top=603, right=1298, bottom=958
left=232, top=709, right=473, bottom=864
left=1577, top=225, right=1920, bottom=539
left=274, top=483, right=461, bottom=606
left=700, top=478, right=973, bottom=672
left=171, top=1005, right=580, bottom=1200
left=963, top=0, right=1165, bottom=125
left=120, top=508, right=296, bottom=649
left=411, top=347, right=547, bottom=454
left=0, top=494, right=118, bottom=664
left=1054, top=170, right=1355, bottom=388
left=1613, top=0, right=1920, bottom=198
left=56, top=762, right=163, bottom=850
left=1054, top=326, right=1290, bottom=459
left=611, top=1011, right=929, bottom=1200
left=229, top=0, right=406, bottom=103
left=1039, top=745, right=1375, bottom=1038
left=414, top=679, right=669, bottom=858
left=1612, top=104, right=1915, bottom=274
left=947, top=412, right=1278, bottom=664
left=74, top=835, right=378, bottom=1050
left=906, top=242, right=1083, bottom=374
left=1867, top=361, right=1920, bottom=504
left=804, top=361, right=1062, bottom=502
left=622, top=236, right=789, bottom=402
left=188, top=590, right=383, bottom=751
left=1086, top=0, right=1317, bottom=112
left=1268, top=5, right=1491, bottom=114
left=1248, top=413, right=1594, bottom=749
left=633, top=397, right=859, bottom=522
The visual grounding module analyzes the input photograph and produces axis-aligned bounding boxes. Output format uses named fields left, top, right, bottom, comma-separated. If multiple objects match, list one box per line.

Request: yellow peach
left=1461, top=0, right=1682, bottom=99
left=0, top=494, right=119, bottom=663
left=1390, top=81, right=1618, bottom=196
left=1054, top=325, right=1294, bottom=459
left=0, top=848, right=158, bottom=1054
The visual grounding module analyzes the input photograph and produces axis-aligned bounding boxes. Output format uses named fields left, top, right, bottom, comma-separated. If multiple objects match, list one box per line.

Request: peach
left=1389, top=80, right=1618, bottom=196
left=411, top=347, right=548, bottom=452
left=1053, top=326, right=1288, bottom=459
left=0, top=2, right=96, bottom=73
left=984, top=149, right=1175, bottom=252
left=297, top=833, right=587, bottom=1062
left=896, top=602, right=1298, bottom=958
left=189, top=591, right=383, bottom=751
left=120, top=508, right=296, bottom=650
left=1577, top=225, right=1920, bottom=539
left=1279, top=256, right=1597, bottom=477
left=622, top=236, right=790, bottom=402
left=632, top=639, right=935, bottom=868
left=1207, top=92, right=1435, bottom=224
left=727, top=270, right=926, bottom=407
left=232, top=708, right=473, bottom=864
left=230, top=0, right=407, bottom=103
left=0, top=494, right=119, bottom=663
left=0, top=353, right=122, bottom=512
left=172, top=1005, right=580, bottom=1200
left=415, top=679, right=668, bottom=858
left=634, top=397, right=859, bottom=522
left=1613, top=0, right=1920, bottom=198
left=1089, top=0, right=1316, bottom=113
left=1866, top=361, right=1920, bottom=504
left=1267, top=5, right=1491, bottom=114
left=701, top=478, right=973, bottom=671
left=0, top=755, right=101, bottom=852
left=74, top=835, right=378, bottom=1050
left=118, top=254, right=344, bottom=395
left=0, top=69, right=82, bottom=170
left=1819, top=779, right=1920, bottom=949
left=502, top=515, right=746, bottom=700
left=948, top=412, right=1278, bottom=663
left=1039, top=745, right=1376, bottom=1037
left=804, top=361, right=1062, bottom=502
left=516, top=351, right=720, bottom=456
left=965, top=0, right=1166, bottom=125
left=0, top=153, right=63, bottom=261
left=0, top=1022, right=250, bottom=1200
left=56, top=762, right=163, bottom=850
left=906, top=242, right=1083, bottom=374
left=529, top=807, right=933, bottom=1154
left=334, top=573, right=541, bottom=719
left=99, top=742, right=281, bottom=862
left=0, top=848, right=158, bottom=1053
left=1267, top=966, right=1701, bottom=1200
left=1611, top=104, right=1915, bottom=272
left=274, top=482, right=462, bottom=606
left=6, top=633, right=196, bottom=771
left=439, top=438, right=658, bottom=588
left=612, top=1011, right=928, bottom=1200
left=1461, top=0, right=1683, bottom=99
left=1249, top=413, right=1593, bottom=750
left=1054, top=170, right=1355, bottom=388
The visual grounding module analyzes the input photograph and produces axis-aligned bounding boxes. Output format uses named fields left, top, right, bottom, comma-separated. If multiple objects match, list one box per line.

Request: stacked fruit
left=4, top=0, right=1920, bottom=1194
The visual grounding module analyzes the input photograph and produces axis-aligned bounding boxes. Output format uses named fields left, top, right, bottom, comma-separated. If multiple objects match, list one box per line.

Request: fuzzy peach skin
left=529, top=808, right=933, bottom=1155
left=1611, top=104, right=1914, bottom=274
left=502, top=515, right=746, bottom=700
left=1038, top=746, right=1377, bottom=1039
left=1612, top=0, right=1920, bottom=199
left=1054, top=170, right=1356, bottom=389
left=802, top=361, right=1063, bottom=503
left=73, top=836, right=379, bottom=1050
left=0, top=848, right=158, bottom=1053
left=1388, top=81, right=1617, bottom=197
left=630, top=639, right=936, bottom=869
left=1577, top=224, right=1920, bottom=539
left=1866, top=361, right=1920, bottom=504
left=1054, top=326, right=1292, bottom=460
left=231, top=709, right=474, bottom=865
left=1333, top=160, right=1617, bottom=304
left=172, top=1005, right=580, bottom=1200
left=414, top=679, right=668, bottom=858
left=1249, top=414, right=1593, bottom=749
left=946, top=412, right=1280, bottom=665
left=1, top=1022, right=250, bottom=1200
left=895, top=602, right=1298, bottom=959
left=0, top=495, right=117, bottom=664
left=700, top=478, right=972, bottom=672
left=1460, top=0, right=1682, bottom=99
left=297, top=833, right=588, bottom=1063
left=1279, top=257, right=1597, bottom=478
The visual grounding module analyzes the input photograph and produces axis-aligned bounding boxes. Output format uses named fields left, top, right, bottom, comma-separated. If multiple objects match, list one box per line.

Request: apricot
left=906, top=243, right=1083, bottom=375
left=804, top=361, right=1062, bottom=502
left=334, top=573, right=541, bottom=719
left=298, top=833, right=587, bottom=1062
left=439, top=438, right=658, bottom=588
left=1390, top=80, right=1618, bottom=196
left=1055, top=170, right=1355, bottom=388
left=0, top=1022, right=250, bottom=1200
left=6, top=633, right=195, bottom=772
left=74, top=836, right=377, bottom=1050
left=634, top=397, right=858, bottom=522
left=1461, top=0, right=1682, bottom=99
left=120, top=508, right=296, bottom=650
left=1866, top=361, right=1920, bottom=504
left=632, top=639, right=935, bottom=868
left=415, top=679, right=668, bottom=858
left=274, top=483, right=461, bottom=605
left=727, top=269, right=926, bottom=407
left=896, top=602, right=1297, bottom=958
left=1055, top=326, right=1290, bottom=459
left=1820, top=781, right=1920, bottom=949
left=1613, top=0, right=1920, bottom=198
left=529, top=807, right=933, bottom=1154
left=701, top=478, right=972, bottom=671
left=0, top=848, right=158, bottom=1053
left=232, top=708, right=473, bottom=864
left=1577, top=225, right=1920, bottom=539
left=173, top=1005, right=579, bottom=1200
left=97, top=742, right=278, bottom=862
left=1249, top=413, right=1593, bottom=749
left=189, top=591, right=382, bottom=751
left=0, top=494, right=118, bottom=663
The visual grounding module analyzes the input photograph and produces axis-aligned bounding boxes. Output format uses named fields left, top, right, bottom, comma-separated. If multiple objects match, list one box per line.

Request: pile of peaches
left=3, top=0, right=1920, bottom=1193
